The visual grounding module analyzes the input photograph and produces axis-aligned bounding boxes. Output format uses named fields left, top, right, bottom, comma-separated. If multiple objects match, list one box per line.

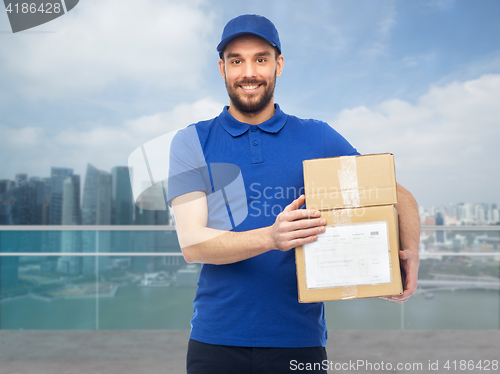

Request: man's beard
left=225, top=73, right=276, bottom=115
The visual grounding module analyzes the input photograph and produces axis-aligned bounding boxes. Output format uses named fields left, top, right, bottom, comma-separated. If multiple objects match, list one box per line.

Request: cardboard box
left=296, top=153, right=403, bottom=302
left=303, top=153, right=398, bottom=209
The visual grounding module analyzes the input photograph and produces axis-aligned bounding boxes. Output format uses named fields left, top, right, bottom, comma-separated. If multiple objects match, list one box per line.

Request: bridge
left=418, top=278, right=500, bottom=291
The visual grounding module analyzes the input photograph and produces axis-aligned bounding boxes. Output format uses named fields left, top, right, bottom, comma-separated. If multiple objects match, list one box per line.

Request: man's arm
left=171, top=192, right=325, bottom=265
left=382, top=183, right=420, bottom=303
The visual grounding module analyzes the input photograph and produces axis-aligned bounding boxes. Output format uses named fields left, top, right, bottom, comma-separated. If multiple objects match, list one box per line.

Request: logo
left=128, top=127, right=248, bottom=233
left=3, top=0, right=79, bottom=33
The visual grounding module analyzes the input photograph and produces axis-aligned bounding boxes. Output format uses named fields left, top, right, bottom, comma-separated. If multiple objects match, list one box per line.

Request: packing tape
left=338, top=156, right=360, bottom=207
left=341, top=285, right=358, bottom=299
left=330, top=208, right=352, bottom=226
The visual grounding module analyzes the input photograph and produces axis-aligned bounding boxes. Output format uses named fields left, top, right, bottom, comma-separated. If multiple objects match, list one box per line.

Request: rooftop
left=0, top=330, right=498, bottom=374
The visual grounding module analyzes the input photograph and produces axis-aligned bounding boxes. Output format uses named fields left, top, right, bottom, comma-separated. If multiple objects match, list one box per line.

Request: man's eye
left=232, top=60, right=241, bottom=64
left=257, top=58, right=265, bottom=63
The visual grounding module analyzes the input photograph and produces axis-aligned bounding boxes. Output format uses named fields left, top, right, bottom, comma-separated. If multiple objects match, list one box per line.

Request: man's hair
left=220, top=46, right=281, bottom=62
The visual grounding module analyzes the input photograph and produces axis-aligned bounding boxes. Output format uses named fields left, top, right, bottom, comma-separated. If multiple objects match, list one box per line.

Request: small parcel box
left=295, top=153, right=403, bottom=302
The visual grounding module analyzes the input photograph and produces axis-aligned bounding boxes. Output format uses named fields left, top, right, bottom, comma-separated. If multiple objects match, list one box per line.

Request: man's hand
left=271, top=195, right=326, bottom=251
left=381, top=249, right=419, bottom=303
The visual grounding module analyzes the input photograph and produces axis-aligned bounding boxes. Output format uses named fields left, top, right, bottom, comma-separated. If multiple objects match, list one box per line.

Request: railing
left=0, top=226, right=499, bottom=330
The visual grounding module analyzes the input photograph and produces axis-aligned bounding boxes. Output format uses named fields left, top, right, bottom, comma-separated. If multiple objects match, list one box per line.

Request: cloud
left=377, top=6, right=397, bottom=39
left=123, top=98, right=224, bottom=138
left=330, top=74, right=500, bottom=204
left=0, top=124, right=54, bottom=178
left=401, top=53, right=435, bottom=68
left=420, top=0, right=456, bottom=13
left=0, top=125, right=44, bottom=146
left=356, top=3, right=397, bottom=59
left=0, top=97, right=224, bottom=180
left=0, top=0, right=217, bottom=98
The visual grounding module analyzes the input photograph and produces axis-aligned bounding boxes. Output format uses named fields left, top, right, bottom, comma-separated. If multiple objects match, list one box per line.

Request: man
left=168, top=14, right=420, bottom=374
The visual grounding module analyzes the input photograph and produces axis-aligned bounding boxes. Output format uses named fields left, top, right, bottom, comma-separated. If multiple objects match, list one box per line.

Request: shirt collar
left=218, top=104, right=288, bottom=137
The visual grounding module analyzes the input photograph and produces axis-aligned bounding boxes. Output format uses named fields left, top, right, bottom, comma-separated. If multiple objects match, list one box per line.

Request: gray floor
left=0, top=330, right=498, bottom=374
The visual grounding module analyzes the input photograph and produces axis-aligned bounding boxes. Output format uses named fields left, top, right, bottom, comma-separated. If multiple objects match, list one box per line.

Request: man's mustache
left=233, top=80, right=267, bottom=87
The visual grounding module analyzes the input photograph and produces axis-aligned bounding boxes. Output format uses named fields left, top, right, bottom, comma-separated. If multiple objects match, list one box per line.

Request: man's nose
left=242, top=62, right=257, bottom=79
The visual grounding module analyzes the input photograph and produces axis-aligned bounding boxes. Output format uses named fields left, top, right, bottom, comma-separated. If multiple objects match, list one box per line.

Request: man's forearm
left=380, top=183, right=420, bottom=302
left=172, top=191, right=274, bottom=264
left=174, top=194, right=325, bottom=265
left=395, top=183, right=421, bottom=257
left=179, top=226, right=274, bottom=265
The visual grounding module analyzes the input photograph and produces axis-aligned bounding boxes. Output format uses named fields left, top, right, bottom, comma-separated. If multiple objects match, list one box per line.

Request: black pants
left=186, top=339, right=328, bottom=374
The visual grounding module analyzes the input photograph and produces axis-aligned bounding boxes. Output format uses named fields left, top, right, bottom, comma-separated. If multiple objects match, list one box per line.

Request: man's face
left=219, top=35, right=284, bottom=115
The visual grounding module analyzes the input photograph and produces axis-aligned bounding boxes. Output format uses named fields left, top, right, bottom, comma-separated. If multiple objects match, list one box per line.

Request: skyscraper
left=111, top=166, right=134, bottom=225
left=474, top=204, right=486, bottom=223
left=82, top=164, right=111, bottom=226
left=58, top=175, right=82, bottom=274
left=111, top=167, right=134, bottom=255
left=41, top=177, right=51, bottom=225
left=10, top=177, right=34, bottom=225
left=15, top=174, right=27, bottom=187
left=435, top=212, right=445, bottom=243
left=82, top=164, right=112, bottom=274
left=46, top=168, right=73, bottom=256
left=49, top=167, right=73, bottom=225
left=30, top=177, right=51, bottom=225
left=0, top=179, right=13, bottom=195
left=62, top=175, right=81, bottom=225
left=0, top=180, right=15, bottom=225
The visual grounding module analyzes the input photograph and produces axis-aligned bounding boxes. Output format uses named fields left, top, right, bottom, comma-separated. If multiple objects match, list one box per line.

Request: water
left=325, top=289, right=500, bottom=330
left=1, top=230, right=498, bottom=330
left=1, top=286, right=498, bottom=330
left=0, top=285, right=197, bottom=329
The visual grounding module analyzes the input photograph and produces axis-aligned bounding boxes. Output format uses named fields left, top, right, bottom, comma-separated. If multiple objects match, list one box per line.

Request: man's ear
left=218, top=58, right=226, bottom=81
left=276, top=54, right=284, bottom=78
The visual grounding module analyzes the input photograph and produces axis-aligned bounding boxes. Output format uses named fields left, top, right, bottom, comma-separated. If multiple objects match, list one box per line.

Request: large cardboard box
left=296, top=153, right=403, bottom=302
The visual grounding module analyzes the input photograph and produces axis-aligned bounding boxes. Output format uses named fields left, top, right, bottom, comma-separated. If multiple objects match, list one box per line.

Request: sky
left=0, top=0, right=499, bottom=207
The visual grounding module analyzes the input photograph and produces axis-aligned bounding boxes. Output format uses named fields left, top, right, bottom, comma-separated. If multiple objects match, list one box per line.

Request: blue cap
left=217, top=14, right=281, bottom=57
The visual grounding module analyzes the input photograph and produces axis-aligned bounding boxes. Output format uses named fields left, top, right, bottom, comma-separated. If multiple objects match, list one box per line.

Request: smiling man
left=168, top=14, right=420, bottom=374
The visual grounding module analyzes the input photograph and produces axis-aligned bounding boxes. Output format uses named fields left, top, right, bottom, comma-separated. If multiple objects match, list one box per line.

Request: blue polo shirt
left=168, top=104, right=358, bottom=348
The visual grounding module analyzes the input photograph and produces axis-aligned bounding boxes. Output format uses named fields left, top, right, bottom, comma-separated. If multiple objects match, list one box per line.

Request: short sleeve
left=323, top=122, right=360, bottom=157
left=167, top=125, right=211, bottom=206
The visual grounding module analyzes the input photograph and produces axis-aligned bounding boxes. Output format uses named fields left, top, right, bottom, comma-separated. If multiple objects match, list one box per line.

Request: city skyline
left=0, top=163, right=170, bottom=226
left=3, top=163, right=500, bottom=209
left=1, top=162, right=499, bottom=226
